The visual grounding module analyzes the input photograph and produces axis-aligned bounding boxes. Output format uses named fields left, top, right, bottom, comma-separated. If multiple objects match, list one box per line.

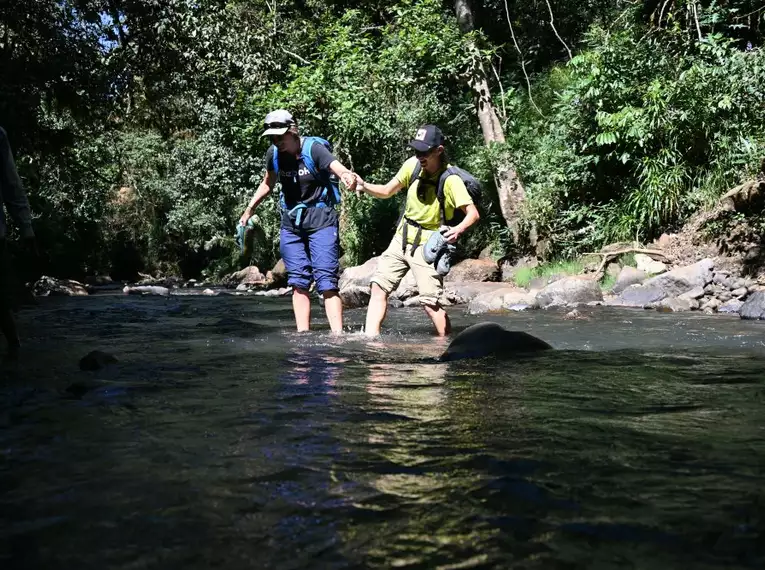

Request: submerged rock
left=79, top=350, right=118, bottom=371
left=439, top=322, right=553, bottom=362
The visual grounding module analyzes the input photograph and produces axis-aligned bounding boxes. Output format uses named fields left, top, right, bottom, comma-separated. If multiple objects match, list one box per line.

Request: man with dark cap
left=355, top=124, right=480, bottom=336
left=0, top=127, right=36, bottom=362
left=239, top=110, right=357, bottom=333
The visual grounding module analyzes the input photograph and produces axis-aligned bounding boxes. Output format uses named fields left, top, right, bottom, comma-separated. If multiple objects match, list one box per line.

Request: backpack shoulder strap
left=299, top=136, right=342, bottom=206
left=437, top=166, right=461, bottom=225
left=271, top=145, right=280, bottom=175
left=409, top=160, right=422, bottom=187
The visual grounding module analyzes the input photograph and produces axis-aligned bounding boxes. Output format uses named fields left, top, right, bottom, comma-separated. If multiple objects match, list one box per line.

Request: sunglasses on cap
left=264, top=121, right=293, bottom=130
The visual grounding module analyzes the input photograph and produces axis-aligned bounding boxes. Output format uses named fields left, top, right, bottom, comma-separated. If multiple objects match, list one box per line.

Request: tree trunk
left=454, top=0, right=525, bottom=244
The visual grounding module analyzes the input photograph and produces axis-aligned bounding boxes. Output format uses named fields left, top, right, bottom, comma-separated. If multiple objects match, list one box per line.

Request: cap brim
left=262, top=126, right=289, bottom=137
left=408, top=140, right=431, bottom=152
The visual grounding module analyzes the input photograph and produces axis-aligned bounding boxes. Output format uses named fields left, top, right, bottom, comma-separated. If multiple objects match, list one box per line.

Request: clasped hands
left=340, top=172, right=367, bottom=197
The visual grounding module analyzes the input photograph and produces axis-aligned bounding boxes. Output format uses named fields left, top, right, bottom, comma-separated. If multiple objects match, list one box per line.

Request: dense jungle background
left=1, top=0, right=763, bottom=281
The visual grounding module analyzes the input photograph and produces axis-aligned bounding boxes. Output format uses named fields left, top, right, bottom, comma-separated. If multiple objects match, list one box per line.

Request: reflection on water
left=0, top=295, right=764, bottom=569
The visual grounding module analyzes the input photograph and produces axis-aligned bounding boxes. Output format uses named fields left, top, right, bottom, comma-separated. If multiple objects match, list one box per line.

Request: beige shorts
left=370, top=233, right=444, bottom=307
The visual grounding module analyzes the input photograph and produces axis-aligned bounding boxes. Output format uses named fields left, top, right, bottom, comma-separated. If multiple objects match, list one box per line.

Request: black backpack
left=408, top=161, right=482, bottom=226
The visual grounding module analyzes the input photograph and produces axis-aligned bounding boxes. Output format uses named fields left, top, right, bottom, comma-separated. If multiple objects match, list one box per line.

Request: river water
left=1, top=294, right=764, bottom=569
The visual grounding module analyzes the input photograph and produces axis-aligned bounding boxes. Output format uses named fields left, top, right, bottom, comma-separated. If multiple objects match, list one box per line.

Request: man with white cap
left=239, top=110, right=357, bottom=333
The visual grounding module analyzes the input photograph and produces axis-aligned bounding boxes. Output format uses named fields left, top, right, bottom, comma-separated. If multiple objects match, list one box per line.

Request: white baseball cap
left=261, top=109, right=295, bottom=136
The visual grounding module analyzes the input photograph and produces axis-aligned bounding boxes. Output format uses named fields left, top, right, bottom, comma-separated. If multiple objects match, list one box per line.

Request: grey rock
left=643, top=258, right=714, bottom=296
left=739, top=291, right=765, bottom=320
left=718, top=299, right=744, bottom=314
left=678, top=286, right=705, bottom=300
left=617, top=284, right=667, bottom=307
left=34, top=276, right=90, bottom=297
left=536, top=278, right=603, bottom=308
left=612, top=266, right=647, bottom=294
left=124, top=285, right=170, bottom=296
left=339, top=285, right=371, bottom=309
left=730, top=278, right=747, bottom=290
left=701, top=297, right=722, bottom=310
left=657, top=297, right=694, bottom=312
left=717, top=291, right=732, bottom=302
left=712, top=272, right=730, bottom=285
left=445, top=259, right=500, bottom=283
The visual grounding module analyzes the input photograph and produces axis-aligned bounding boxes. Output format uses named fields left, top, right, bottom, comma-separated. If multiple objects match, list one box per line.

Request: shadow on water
left=0, top=295, right=764, bottom=569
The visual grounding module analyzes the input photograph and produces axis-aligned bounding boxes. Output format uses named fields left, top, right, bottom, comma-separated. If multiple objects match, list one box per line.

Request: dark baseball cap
left=262, top=109, right=295, bottom=136
left=408, top=124, right=444, bottom=152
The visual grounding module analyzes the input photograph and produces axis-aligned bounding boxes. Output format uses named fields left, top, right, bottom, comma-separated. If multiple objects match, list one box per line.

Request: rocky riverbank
left=30, top=245, right=765, bottom=322
left=28, top=175, right=765, bottom=322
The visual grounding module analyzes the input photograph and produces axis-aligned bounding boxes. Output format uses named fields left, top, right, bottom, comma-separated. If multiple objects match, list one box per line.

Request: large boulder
left=268, top=259, right=288, bottom=288
left=739, top=291, right=765, bottom=320
left=612, top=284, right=667, bottom=307
left=444, top=259, right=500, bottom=283
left=33, top=276, right=90, bottom=297
left=339, top=257, right=379, bottom=289
left=536, top=277, right=603, bottom=308
left=613, top=259, right=714, bottom=307
left=644, top=258, right=714, bottom=296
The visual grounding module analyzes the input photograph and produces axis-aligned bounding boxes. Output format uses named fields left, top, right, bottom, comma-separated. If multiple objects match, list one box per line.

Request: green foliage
left=512, top=14, right=765, bottom=259
left=3, top=0, right=765, bottom=280
left=599, top=272, right=617, bottom=291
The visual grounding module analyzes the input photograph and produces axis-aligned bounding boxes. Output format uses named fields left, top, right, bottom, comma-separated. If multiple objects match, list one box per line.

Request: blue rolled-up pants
left=279, top=219, right=340, bottom=294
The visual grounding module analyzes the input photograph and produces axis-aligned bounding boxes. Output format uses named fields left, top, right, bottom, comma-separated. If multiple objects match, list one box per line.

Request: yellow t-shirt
left=394, top=157, right=473, bottom=244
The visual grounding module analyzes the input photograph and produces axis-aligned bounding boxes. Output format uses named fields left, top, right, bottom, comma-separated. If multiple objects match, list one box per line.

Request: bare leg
left=423, top=304, right=451, bottom=337
left=322, top=290, right=343, bottom=334
left=364, top=283, right=389, bottom=336
left=292, top=288, right=311, bottom=332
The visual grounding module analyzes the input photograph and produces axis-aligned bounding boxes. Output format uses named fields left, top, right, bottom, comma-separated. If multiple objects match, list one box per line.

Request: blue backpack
left=271, top=136, right=341, bottom=226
